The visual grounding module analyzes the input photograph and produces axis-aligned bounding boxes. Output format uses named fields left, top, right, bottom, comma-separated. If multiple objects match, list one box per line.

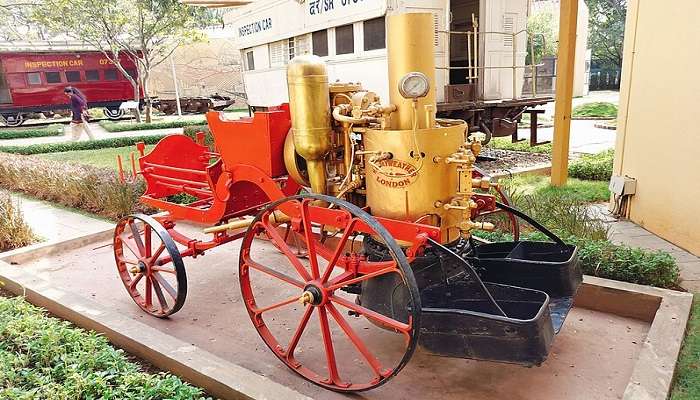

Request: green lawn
left=672, top=298, right=700, bottom=400
left=501, top=173, right=611, bottom=203
left=0, top=295, right=207, bottom=399
left=37, top=145, right=155, bottom=171
left=572, top=102, right=618, bottom=118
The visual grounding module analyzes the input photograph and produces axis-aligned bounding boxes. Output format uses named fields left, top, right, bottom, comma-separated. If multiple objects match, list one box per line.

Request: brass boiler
left=287, top=55, right=332, bottom=194
left=364, top=13, right=468, bottom=241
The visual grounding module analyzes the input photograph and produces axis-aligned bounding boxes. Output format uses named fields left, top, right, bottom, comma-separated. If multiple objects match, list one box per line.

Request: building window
left=27, top=72, right=41, bottom=85
left=65, top=71, right=81, bottom=82
left=104, top=69, right=118, bottom=81
left=312, top=30, right=328, bottom=57
left=85, top=70, right=100, bottom=81
left=45, top=71, right=61, bottom=84
left=245, top=50, right=255, bottom=71
left=335, top=24, right=354, bottom=55
left=288, top=37, right=296, bottom=61
left=363, top=17, right=386, bottom=51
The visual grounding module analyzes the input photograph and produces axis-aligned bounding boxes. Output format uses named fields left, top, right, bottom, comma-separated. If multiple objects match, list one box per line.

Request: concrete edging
left=0, top=227, right=115, bottom=265
left=576, top=276, right=693, bottom=400
left=0, top=261, right=311, bottom=400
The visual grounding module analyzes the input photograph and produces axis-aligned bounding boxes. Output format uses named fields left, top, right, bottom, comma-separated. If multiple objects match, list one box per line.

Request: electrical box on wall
left=609, top=176, right=637, bottom=196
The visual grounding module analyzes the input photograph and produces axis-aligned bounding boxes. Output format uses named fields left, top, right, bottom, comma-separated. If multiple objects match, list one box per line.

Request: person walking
left=64, top=86, right=94, bottom=141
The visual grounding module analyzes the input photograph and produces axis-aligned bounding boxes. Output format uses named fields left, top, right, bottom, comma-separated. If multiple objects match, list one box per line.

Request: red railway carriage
left=0, top=50, right=142, bottom=126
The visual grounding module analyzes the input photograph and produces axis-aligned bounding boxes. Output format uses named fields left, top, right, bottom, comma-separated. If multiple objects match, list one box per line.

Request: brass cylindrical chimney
left=387, top=13, right=437, bottom=130
left=287, top=55, right=332, bottom=195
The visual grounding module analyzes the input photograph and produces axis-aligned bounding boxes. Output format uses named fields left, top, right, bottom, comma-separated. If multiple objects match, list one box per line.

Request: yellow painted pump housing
left=285, top=12, right=483, bottom=241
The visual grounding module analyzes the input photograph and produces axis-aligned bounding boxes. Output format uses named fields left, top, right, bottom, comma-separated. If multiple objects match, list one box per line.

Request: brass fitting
left=299, top=291, right=315, bottom=306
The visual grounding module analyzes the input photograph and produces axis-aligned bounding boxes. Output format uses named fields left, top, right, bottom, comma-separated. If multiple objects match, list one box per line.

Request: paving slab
left=1, top=190, right=113, bottom=246
left=6, top=223, right=657, bottom=400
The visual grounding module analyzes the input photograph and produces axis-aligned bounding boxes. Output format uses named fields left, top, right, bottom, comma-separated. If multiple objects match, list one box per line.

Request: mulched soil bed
left=477, top=148, right=551, bottom=176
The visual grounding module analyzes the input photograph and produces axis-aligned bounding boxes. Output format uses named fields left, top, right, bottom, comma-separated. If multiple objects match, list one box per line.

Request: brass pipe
left=287, top=55, right=332, bottom=195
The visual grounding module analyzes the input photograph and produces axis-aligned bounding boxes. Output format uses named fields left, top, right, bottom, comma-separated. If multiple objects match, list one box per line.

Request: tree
left=31, top=0, right=218, bottom=122
left=0, top=1, right=47, bottom=41
left=527, top=8, right=559, bottom=65
left=585, top=0, right=627, bottom=69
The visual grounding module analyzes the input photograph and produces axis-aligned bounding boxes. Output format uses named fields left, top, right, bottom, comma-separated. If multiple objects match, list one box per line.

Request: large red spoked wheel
left=113, top=214, right=187, bottom=318
left=239, top=194, right=421, bottom=392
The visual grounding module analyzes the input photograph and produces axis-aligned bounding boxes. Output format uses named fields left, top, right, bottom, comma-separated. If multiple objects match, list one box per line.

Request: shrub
left=0, top=153, right=150, bottom=220
left=99, top=119, right=206, bottom=132
left=0, top=194, right=37, bottom=251
left=0, top=124, right=64, bottom=140
left=571, top=102, right=618, bottom=118
left=0, top=135, right=165, bottom=155
left=568, top=149, right=614, bottom=181
left=0, top=296, right=207, bottom=399
left=488, top=137, right=552, bottom=153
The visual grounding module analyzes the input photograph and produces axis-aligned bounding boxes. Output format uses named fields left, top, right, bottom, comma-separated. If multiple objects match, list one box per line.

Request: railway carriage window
left=335, top=24, right=354, bottom=55
left=125, top=69, right=137, bottom=80
left=312, top=30, right=328, bottom=57
left=288, top=37, right=295, bottom=61
left=45, top=71, right=61, bottom=84
left=244, top=50, right=255, bottom=71
left=104, top=69, right=118, bottom=81
left=65, top=71, right=81, bottom=82
left=363, top=17, right=386, bottom=51
left=85, top=70, right=100, bottom=81
left=27, top=72, right=42, bottom=85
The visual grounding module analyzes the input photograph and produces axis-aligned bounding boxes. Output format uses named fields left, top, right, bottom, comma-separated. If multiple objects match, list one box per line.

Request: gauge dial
left=398, top=72, right=430, bottom=99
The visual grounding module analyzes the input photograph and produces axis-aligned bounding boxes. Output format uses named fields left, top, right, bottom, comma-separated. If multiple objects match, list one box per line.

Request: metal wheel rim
left=113, top=214, right=187, bottom=317
left=239, top=194, right=421, bottom=392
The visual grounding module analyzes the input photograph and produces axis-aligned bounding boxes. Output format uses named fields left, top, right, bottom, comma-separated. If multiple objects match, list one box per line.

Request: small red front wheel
left=113, top=214, right=187, bottom=318
left=239, top=194, right=421, bottom=392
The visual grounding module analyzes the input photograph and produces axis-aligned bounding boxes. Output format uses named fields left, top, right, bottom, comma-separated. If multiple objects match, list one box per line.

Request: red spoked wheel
left=113, top=214, right=187, bottom=318
left=239, top=194, right=421, bottom=392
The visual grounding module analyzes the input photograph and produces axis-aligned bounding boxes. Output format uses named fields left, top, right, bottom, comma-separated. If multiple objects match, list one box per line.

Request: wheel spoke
left=119, top=233, right=142, bottom=259
left=243, top=256, right=305, bottom=288
left=129, top=272, right=144, bottom=291
left=251, top=294, right=299, bottom=316
left=151, top=266, right=176, bottom=275
left=144, top=225, right=152, bottom=257
left=300, top=200, right=320, bottom=279
left=117, top=256, right=138, bottom=266
left=151, top=278, right=169, bottom=312
left=326, top=303, right=387, bottom=379
left=151, top=243, right=166, bottom=263
left=259, top=220, right=313, bottom=282
left=331, top=295, right=411, bottom=335
left=152, top=271, right=177, bottom=300
left=128, top=221, right=146, bottom=256
left=286, top=305, right=313, bottom=358
left=326, top=265, right=397, bottom=292
left=318, top=306, right=343, bottom=385
left=145, top=276, right=153, bottom=308
left=320, top=218, right=358, bottom=283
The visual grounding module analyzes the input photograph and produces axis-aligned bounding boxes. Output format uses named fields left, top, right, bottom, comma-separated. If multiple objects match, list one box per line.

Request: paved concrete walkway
left=1, top=191, right=112, bottom=246
left=515, top=119, right=617, bottom=154
left=591, top=204, right=700, bottom=292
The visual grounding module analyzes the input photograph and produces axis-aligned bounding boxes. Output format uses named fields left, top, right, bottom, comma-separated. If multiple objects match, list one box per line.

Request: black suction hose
left=494, top=201, right=567, bottom=246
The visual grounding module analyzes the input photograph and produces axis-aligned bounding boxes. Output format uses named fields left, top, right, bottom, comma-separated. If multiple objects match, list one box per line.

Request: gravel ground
left=477, top=148, right=551, bottom=176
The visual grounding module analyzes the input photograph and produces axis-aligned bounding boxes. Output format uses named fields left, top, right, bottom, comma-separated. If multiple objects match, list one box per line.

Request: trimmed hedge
left=0, top=124, right=64, bottom=140
left=99, top=119, right=206, bottom=132
left=0, top=153, right=150, bottom=220
left=182, top=124, right=215, bottom=149
left=0, top=135, right=166, bottom=155
left=569, top=149, right=614, bottom=181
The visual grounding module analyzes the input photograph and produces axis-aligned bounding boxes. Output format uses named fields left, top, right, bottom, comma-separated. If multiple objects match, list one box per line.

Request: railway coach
left=226, top=0, right=552, bottom=144
left=0, top=50, right=142, bottom=126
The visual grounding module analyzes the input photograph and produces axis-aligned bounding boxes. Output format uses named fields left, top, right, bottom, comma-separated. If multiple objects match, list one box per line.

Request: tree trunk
left=142, top=74, right=152, bottom=123
left=132, top=82, right=142, bottom=123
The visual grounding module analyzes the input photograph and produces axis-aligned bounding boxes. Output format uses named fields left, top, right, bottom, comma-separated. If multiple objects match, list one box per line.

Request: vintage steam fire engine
left=114, top=13, right=581, bottom=392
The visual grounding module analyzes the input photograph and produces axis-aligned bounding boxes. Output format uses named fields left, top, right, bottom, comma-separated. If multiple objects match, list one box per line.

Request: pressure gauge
left=398, top=72, right=430, bottom=99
